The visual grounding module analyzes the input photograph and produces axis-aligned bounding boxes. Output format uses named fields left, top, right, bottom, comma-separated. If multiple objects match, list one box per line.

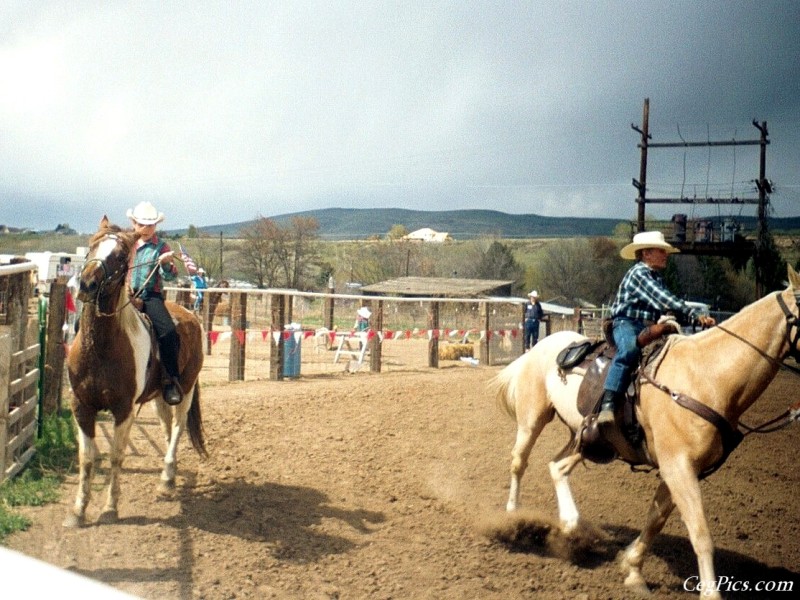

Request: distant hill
left=171, top=208, right=800, bottom=240
left=176, top=208, right=627, bottom=240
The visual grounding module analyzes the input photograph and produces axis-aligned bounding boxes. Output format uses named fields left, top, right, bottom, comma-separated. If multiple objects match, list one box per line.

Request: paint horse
left=64, top=216, right=206, bottom=527
left=491, top=265, right=800, bottom=598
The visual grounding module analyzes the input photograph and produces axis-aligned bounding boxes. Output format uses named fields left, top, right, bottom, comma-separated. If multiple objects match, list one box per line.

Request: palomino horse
left=64, top=216, right=206, bottom=528
left=492, top=265, right=800, bottom=598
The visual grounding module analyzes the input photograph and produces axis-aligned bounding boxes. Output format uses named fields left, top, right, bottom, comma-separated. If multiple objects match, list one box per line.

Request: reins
left=637, top=291, right=800, bottom=476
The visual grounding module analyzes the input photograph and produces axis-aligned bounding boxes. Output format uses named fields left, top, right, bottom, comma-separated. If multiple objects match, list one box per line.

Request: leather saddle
left=557, top=320, right=676, bottom=465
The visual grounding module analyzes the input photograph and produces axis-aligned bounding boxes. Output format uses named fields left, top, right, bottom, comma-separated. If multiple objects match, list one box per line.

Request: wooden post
left=519, top=303, right=527, bottom=357
left=369, top=299, right=383, bottom=372
left=427, top=301, right=440, bottom=368
left=42, top=280, right=67, bottom=413
left=5, top=264, right=30, bottom=349
left=203, top=291, right=212, bottom=355
left=573, top=307, right=583, bottom=335
left=479, top=302, right=489, bottom=365
left=269, top=294, right=286, bottom=380
left=228, top=292, right=246, bottom=381
left=0, top=327, right=11, bottom=481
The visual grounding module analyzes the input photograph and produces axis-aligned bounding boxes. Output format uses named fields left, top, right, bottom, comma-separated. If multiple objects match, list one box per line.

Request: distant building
left=403, top=228, right=452, bottom=243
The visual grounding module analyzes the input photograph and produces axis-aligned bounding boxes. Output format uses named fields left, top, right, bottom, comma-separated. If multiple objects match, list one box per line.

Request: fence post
left=427, top=301, right=440, bottom=368
left=479, top=302, right=490, bottom=365
left=369, top=299, right=383, bottom=372
left=269, top=294, right=286, bottom=380
left=5, top=266, right=30, bottom=349
left=203, top=291, right=212, bottom=355
left=572, top=307, right=582, bottom=335
left=0, top=327, right=11, bottom=481
left=43, top=280, right=67, bottom=413
left=228, top=292, right=246, bottom=381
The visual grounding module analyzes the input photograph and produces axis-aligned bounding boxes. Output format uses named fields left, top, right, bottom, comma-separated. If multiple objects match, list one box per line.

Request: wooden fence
left=1, top=261, right=39, bottom=482
left=164, top=285, right=605, bottom=382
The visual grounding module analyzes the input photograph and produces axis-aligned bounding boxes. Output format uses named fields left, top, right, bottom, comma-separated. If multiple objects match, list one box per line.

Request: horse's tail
left=187, top=384, right=208, bottom=457
left=489, top=359, right=524, bottom=421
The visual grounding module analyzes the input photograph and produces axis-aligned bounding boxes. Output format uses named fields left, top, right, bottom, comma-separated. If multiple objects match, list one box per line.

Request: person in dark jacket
left=523, top=290, right=544, bottom=351
left=127, top=201, right=183, bottom=405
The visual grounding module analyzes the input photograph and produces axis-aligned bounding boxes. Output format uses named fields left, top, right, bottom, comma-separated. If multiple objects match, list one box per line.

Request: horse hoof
left=62, top=513, right=84, bottom=528
left=623, top=573, right=651, bottom=597
left=97, top=509, right=119, bottom=524
left=159, top=479, right=176, bottom=494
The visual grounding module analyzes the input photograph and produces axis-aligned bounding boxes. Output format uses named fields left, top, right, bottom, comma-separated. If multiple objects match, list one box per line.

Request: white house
left=403, top=228, right=452, bottom=243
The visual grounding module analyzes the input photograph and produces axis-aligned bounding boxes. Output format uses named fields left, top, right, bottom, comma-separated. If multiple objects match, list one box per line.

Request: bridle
left=81, top=233, right=159, bottom=317
left=715, top=289, right=800, bottom=376
left=638, top=289, right=800, bottom=478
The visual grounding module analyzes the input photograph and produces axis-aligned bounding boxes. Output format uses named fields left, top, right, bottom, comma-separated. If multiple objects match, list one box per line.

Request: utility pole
left=219, top=231, right=224, bottom=279
left=632, top=98, right=650, bottom=233
left=631, top=99, right=770, bottom=296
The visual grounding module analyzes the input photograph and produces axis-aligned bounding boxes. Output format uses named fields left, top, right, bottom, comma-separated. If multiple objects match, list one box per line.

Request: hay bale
left=438, top=343, right=474, bottom=361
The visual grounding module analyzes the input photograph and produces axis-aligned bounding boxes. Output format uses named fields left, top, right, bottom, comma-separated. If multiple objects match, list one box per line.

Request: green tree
left=387, top=224, right=409, bottom=240
left=476, top=241, right=524, bottom=287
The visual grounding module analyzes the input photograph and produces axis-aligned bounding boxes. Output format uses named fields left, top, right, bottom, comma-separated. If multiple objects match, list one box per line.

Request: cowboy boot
left=597, top=390, right=620, bottom=426
left=159, top=331, right=182, bottom=406
left=163, top=377, right=183, bottom=406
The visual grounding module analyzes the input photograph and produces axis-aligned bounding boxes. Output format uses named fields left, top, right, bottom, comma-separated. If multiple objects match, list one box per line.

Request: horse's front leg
left=98, top=411, right=135, bottom=523
left=658, top=458, right=720, bottom=599
left=63, top=423, right=97, bottom=528
left=621, top=479, right=675, bottom=594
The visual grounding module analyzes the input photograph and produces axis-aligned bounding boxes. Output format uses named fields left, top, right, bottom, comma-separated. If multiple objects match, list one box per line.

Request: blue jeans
left=603, top=317, right=646, bottom=394
left=524, top=319, right=540, bottom=349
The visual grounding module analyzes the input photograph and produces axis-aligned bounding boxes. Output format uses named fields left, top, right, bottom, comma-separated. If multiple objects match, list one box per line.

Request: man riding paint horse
left=127, top=201, right=183, bottom=405
left=598, top=231, right=716, bottom=430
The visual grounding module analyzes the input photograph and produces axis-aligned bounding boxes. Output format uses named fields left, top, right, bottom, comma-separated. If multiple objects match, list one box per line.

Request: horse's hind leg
left=548, top=448, right=583, bottom=533
left=620, top=479, right=675, bottom=594
left=98, top=411, right=135, bottom=523
left=154, top=387, right=192, bottom=491
left=506, top=406, right=554, bottom=511
left=63, top=410, right=98, bottom=528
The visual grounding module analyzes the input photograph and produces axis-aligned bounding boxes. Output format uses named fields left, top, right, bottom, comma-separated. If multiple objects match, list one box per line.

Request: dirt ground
left=5, top=340, right=800, bottom=599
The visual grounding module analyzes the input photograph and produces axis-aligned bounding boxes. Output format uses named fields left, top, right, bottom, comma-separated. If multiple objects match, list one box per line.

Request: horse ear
left=788, top=264, right=800, bottom=289
left=100, top=215, right=109, bottom=228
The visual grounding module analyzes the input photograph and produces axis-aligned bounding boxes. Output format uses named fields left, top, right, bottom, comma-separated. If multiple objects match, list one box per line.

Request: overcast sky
left=1, top=0, right=799, bottom=233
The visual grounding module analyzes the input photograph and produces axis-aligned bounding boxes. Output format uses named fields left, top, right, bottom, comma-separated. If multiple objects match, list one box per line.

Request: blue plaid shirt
left=610, top=261, right=700, bottom=324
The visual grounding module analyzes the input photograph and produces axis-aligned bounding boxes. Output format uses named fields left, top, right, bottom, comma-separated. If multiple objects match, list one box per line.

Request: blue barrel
left=283, top=330, right=301, bottom=377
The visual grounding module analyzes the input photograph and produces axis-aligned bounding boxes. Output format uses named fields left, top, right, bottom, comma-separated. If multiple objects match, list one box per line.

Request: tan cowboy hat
left=528, top=290, right=538, bottom=297
left=620, top=231, right=679, bottom=260
left=357, top=306, right=371, bottom=319
left=126, top=201, right=165, bottom=225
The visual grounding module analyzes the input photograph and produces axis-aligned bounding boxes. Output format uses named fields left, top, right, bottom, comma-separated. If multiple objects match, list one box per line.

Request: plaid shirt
left=610, top=261, right=700, bottom=324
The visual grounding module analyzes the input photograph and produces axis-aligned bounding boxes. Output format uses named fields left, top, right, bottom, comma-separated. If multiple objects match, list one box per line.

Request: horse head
left=78, top=215, right=138, bottom=313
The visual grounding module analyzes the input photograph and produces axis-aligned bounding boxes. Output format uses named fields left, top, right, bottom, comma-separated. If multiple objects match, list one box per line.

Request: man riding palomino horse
left=599, top=231, right=716, bottom=431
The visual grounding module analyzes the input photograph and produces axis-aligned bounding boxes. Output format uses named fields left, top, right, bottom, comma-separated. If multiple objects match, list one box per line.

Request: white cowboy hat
left=357, top=306, right=371, bottom=319
left=126, top=201, right=165, bottom=225
left=528, top=290, right=538, bottom=297
left=620, top=231, right=679, bottom=260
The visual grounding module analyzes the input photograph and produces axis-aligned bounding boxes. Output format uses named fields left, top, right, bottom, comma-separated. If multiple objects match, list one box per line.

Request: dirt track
left=6, top=346, right=800, bottom=599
